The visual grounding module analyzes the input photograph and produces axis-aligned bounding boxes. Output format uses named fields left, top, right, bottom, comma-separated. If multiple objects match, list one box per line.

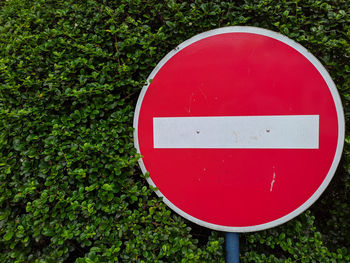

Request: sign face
left=133, top=27, right=345, bottom=232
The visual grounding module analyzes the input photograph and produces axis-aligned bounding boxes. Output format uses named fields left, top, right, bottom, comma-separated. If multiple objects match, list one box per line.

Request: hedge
left=0, top=0, right=349, bottom=262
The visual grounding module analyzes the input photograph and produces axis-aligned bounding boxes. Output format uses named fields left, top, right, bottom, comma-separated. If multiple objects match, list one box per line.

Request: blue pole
left=225, top=232, right=239, bottom=263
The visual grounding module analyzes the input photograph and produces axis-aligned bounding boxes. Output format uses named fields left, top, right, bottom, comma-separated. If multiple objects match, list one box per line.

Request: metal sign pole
left=225, top=232, right=239, bottom=263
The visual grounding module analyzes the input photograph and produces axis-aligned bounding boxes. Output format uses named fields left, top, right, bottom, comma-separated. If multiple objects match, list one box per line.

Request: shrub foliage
left=0, top=0, right=349, bottom=262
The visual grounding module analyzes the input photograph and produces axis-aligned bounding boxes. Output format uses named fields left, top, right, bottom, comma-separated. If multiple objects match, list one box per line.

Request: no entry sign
left=133, top=27, right=345, bottom=232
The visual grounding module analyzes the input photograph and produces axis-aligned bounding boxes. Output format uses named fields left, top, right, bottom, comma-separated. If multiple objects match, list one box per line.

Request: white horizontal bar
left=153, top=115, right=319, bottom=149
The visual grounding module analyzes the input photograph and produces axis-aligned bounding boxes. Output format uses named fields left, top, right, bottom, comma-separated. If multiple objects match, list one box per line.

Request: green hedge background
left=0, top=0, right=349, bottom=262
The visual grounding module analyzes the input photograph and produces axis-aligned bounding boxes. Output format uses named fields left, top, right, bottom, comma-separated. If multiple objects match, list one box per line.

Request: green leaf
left=4, top=231, right=14, bottom=241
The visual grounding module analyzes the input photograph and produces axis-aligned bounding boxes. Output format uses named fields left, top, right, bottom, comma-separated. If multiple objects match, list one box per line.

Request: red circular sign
left=134, top=27, right=344, bottom=232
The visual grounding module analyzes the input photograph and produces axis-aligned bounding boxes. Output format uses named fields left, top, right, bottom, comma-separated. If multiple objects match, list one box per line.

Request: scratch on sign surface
left=270, top=170, right=276, bottom=192
left=232, top=130, right=238, bottom=143
left=188, top=92, right=194, bottom=113
left=198, top=87, right=208, bottom=100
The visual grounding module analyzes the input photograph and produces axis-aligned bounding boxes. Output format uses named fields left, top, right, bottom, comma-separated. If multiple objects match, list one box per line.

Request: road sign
left=133, top=27, right=345, bottom=232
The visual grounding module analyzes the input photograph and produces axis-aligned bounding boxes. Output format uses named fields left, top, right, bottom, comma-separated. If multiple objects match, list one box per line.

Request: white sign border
left=133, top=26, right=345, bottom=232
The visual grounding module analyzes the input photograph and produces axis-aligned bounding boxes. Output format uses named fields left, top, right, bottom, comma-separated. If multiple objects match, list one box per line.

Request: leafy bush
left=0, top=0, right=349, bottom=262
